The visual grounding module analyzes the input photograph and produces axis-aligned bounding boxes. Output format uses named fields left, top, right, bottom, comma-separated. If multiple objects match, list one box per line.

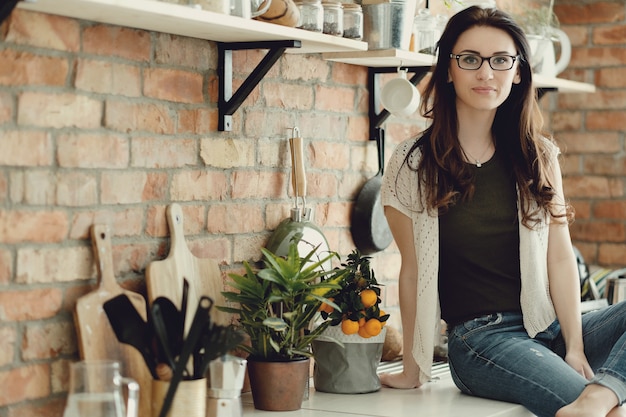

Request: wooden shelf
left=324, top=49, right=597, bottom=94
left=17, top=0, right=368, bottom=54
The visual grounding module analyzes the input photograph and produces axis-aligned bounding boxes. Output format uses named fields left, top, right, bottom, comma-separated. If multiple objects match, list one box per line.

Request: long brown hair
left=404, top=6, right=572, bottom=227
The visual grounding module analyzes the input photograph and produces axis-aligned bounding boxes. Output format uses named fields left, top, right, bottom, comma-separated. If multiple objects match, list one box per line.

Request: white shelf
left=533, top=74, right=596, bottom=93
left=324, top=49, right=596, bottom=94
left=323, top=49, right=435, bottom=68
left=17, top=0, right=595, bottom=94
left=17, top=0, right=368, bottom=54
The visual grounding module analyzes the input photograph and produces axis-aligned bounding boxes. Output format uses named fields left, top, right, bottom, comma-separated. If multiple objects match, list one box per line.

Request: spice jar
left=412, top=8, right=438, bottom=54
left=322, top=1, right=343, bottom=36
left=342, top=2, right=362, bottom=40
left=296, top=0, right=324, bottom=32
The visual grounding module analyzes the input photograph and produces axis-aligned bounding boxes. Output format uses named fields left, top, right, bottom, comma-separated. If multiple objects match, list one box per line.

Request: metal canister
left=362, top=0, right=415, bottom=50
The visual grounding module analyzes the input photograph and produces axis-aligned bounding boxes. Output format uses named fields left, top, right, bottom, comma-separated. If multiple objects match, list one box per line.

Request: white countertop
left=241, top=363, right=535, bottom=417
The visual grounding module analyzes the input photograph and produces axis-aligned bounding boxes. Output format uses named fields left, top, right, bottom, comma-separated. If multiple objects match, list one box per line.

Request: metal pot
left=265, top=128, right=331, bottom=271
left=362, top=0, right=417, bottom=50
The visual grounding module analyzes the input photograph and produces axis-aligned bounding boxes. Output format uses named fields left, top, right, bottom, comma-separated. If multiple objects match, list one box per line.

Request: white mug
left=381, top=69, right=420, bottom=117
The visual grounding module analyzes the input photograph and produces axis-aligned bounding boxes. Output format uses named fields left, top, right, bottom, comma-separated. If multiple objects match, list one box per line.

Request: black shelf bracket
left=537, top=87, right=557, bottom=100
left=367, top=66, right=430, bottom=141
left=217, top=40, right=302, bottom=131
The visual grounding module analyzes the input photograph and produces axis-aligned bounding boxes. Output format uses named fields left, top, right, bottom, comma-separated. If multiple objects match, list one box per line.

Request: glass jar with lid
left=342, top=2, right=362, bottom=40
left=296, top=0, right=324, bottom=32
left=322, top=1, right=343, bottom=36
left=412, top=8, right=438, bottom=54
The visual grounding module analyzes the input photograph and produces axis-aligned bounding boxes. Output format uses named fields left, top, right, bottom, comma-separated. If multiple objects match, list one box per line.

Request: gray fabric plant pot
left=312, top=326, right=386, bottom=394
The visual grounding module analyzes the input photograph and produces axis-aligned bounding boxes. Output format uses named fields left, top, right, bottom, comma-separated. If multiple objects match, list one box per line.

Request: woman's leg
left=556, top=384, right=625, bottom=417
left=553, top=302, right=626, bottom=416
left=448, top=312, right=588, bottom=417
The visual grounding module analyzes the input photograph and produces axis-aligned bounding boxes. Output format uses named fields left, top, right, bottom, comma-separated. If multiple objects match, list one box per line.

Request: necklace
left=461, top=141, right=493, bottom=168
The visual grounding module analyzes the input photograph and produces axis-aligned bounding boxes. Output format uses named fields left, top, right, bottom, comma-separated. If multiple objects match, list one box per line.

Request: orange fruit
left=360, top=289, right=377, bottom=308
left=358, top=317, right=366, bottom=327
left=364, top=318, right=382, bottom=337
left=358, top=325, right=372, bottom=338
left=318, top=298, right=334, bottom=313
left=379, top=309, right=387, bottom=326
left=341, top=319, right=359, bottom=335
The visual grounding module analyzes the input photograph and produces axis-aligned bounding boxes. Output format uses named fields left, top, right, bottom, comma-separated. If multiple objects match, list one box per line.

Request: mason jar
left=322, top=1, right=343, bottom=36
left=296, top=0, right=324, bottom=32
left=342, top=2, right=362, bottom=40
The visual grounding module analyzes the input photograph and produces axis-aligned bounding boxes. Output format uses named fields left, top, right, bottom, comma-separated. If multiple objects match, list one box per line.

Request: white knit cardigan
left=381, top=137, right=559, bottom=384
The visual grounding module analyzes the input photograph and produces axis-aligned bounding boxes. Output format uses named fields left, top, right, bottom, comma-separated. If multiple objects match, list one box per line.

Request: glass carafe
left=63, top=360, right=139, bottom=417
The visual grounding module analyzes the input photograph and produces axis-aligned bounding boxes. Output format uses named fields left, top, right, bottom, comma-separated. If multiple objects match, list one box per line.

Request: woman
left=380, top=6, right=626, bottom=417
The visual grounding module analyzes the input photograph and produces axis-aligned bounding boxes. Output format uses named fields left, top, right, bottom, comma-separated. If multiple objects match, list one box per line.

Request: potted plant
left=511, top=0, right=571, bottom=77
left=312, top=250, right=390, bottom=394
left=514, top=0, right=559, bottom=37
left=218, top=242, right=343, bottom=411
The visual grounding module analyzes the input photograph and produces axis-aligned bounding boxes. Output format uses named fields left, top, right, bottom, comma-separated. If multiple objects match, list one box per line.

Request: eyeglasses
left=450, top=53, right=519, bottom=71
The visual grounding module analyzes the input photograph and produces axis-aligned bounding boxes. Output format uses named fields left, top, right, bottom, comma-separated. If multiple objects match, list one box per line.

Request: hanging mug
left=231, top=0, right=272, bottom=18
left=380, top=69, right=421, bottom=117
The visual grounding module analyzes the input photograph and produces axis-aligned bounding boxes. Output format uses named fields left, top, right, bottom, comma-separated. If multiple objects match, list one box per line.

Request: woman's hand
left=379, top=371, right=422, bottom=389
left=565, top=350, right=594, bottom=380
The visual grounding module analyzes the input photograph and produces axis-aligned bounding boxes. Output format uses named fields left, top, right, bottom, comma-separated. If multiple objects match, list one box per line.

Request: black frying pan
left=351, top=129, right=393, bottom=254
left=0, top=0, right=19, bottom=26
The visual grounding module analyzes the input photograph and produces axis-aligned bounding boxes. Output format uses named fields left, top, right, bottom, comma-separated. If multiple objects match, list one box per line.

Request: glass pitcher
left=63, top=360, right=139, bottom=417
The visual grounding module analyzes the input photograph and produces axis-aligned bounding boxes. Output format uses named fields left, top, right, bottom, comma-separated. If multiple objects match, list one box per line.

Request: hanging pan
left=351, top=129, right=393, bottom=255
left=266, top=128, right=331, bottom=270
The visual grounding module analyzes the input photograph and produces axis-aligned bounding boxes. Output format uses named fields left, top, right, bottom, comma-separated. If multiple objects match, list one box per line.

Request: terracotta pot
left=246, top=357, right=310, bottom=411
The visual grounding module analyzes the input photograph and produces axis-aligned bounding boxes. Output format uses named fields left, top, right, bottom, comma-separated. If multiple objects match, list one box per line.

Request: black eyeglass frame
left=449, top=53, right=520, bottom=71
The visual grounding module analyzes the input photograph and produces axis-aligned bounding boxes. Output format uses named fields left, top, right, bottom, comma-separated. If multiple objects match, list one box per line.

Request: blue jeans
left=447, top=302, right=626, bottom=417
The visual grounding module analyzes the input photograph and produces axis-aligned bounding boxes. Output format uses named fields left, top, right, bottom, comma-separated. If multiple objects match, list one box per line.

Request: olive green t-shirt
left=438, top=149, right=522, bottom=328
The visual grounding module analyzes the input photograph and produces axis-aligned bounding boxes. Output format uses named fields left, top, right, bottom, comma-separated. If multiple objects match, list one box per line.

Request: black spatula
left=104, top=294, right=158, bottom=379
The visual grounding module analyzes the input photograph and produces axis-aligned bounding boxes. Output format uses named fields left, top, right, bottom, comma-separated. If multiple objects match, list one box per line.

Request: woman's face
left=448, top=25, right=521, bottom=114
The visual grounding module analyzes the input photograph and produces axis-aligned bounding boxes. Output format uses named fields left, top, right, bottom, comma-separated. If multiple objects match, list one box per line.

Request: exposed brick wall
left=0, top=0, right=623, bottom=414
left=0, top=8, right=411, bottom=415
left=551, top=0, right=626, bottom=267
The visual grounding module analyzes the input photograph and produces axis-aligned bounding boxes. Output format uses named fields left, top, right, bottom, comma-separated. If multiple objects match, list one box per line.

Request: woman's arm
left=546, top=156, right=594, bottom=379
left=379, top=205, right=423, bottom=389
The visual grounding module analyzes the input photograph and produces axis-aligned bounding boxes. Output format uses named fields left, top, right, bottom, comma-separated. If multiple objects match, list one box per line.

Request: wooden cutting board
left=146, top=203, right=229, bottom=335
left=74, top=224, right=152, bottom=417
